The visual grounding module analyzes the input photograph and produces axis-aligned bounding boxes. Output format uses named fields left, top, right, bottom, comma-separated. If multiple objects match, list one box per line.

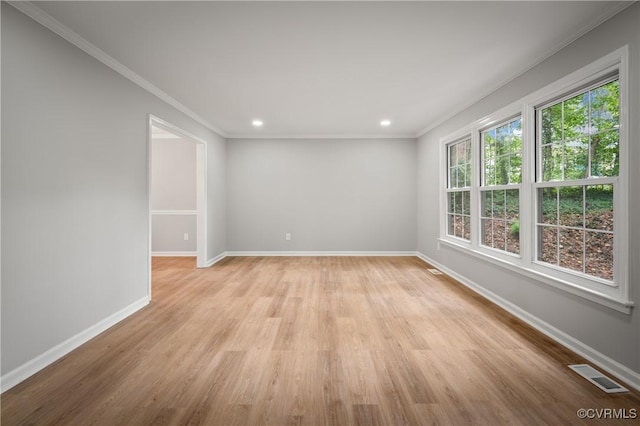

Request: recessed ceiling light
left=252, top=120, right=263, bottom=127
left=380, top=120, right=391, bottom=127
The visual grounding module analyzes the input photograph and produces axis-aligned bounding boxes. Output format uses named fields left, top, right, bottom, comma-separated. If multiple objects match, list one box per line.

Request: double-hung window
left=534, top=78, right=619, bottom=283
left=439, top=47, right=630, bottom=312
left=480, top=117, right=522, bottom=255
left=446, top=137, right=471, bottom=241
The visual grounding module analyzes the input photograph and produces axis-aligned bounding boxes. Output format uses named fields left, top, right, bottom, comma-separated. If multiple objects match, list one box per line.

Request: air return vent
left=428, top=268, right=443, bottom=275
left=569, top=364, right=628, bottom=393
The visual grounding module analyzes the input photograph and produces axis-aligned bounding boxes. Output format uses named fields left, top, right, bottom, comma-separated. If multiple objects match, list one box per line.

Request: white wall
left=227, top=138, right=416, bottom=252
left=417, top=3, right=640, bottom=379
left=151, top=137, right=197, bottom=253
left=1, top=3, right=226, bottom=380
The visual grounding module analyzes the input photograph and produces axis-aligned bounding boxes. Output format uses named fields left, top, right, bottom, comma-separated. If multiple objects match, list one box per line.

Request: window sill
left=437, top=238, right=633, bottom=314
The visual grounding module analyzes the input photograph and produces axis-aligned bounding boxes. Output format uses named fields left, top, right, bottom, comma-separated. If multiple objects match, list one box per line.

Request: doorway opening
left=148, top=115, right=207, bottom=298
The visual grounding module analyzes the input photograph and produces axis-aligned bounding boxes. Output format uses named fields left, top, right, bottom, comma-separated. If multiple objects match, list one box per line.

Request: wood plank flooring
left=3, top=256, right=640, bottom=425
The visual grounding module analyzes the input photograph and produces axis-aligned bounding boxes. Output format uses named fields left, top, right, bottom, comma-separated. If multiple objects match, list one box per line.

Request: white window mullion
left=521, top=104, right=535, bottom=269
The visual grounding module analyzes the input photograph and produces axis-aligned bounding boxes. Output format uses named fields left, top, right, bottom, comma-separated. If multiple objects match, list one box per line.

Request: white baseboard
left=1, top=296, right=149, bottom=393
left=151, top=251, right=196, bottom=257
left=205, top=252, right=227, bottom=267
left=225, top=251, right=417, bottom=257
left=415, top=252, right=640, bottom=392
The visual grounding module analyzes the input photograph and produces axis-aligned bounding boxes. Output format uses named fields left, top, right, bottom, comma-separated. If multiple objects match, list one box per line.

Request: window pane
left=454, top=191, right=463, bottom=214
left=509, top=154, right=522, bottom=184
left=585, top=185, right=613, bottom=231
left=564, top=139, right=588, bottom=180
left=495, top=155, right=509, bottom=185
left=559, top=186, right=583, bottom=227
left=492, top=220, right=506, bottom=250
left=482, top=218, right=493, bottom=247
left=484, top=159, right=495, bottom=186
left=447, top=192, right=455, bottom=214
left=481, top=191, right=492, bottom=218
left=448, top=138, right=471, bottom=189
left=492, top=190, right=505, bottom=220
left=462, top=216, right=471, bottom=241
left=590, top=130, right=619, bottom=177
left=563, top=93, right=588, bottom=140
left=541, top=103, right=562, bottom=144
left=539, top=79, right=619, bottom=182
left=456, top=142, right=467, bottom=166
left=591, top=80, right=619, bottom=134
left=510, top=118, right=523, bottom=153
left=462, top=191, right=470, bottom=216
left=585, top=231, right=613, bottom=281
left=449, top=144, right=457, bottom=168
left=482, top=118, right=521, bottom=187
left=539, top=226, right=558, bottom=265
left=505, top=189, right=519, bottom=220
left=454, top=215, right=463, bottom=238
left=539, top=187, right=558, bottom=224
left=559, top=228, right=584, bottom=273
left=506, top=220, right=520, bottom=255
left=447, top=214, right=455, bottom=236
left=541, top=143, right=563, bottom=181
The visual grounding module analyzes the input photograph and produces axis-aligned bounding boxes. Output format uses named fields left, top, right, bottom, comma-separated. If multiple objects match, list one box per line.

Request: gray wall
left=151, top=137, right=197, bottom=253
left=1, top=4, right=226, bottom=375
left=151, top=138, right=197, bottom=210
left=227, top=138, right=417, bottom=252
left=417, top=4, right=640, bottom=374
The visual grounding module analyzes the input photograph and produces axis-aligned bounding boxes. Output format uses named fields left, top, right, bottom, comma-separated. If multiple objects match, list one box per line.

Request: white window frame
left=439, top=46, right=631, bottom=313
left=479, top=115, right=524, bottom=257
left=442, top=134, right=473, bottom=243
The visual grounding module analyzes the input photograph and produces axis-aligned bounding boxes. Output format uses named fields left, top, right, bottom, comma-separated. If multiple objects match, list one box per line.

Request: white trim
left=227, top=134, right=415, bottom=140
left=206, top=252, right=227, bottom=267
left=152, top=251, right=197, bottom=257
left=151, top=210, right=197, bottom=215
left=225, top=251, right=417, bottom=257
left=415, top=252, right=640, bottom=392
left=8, top=1, right=226, bottom=138
left=149, top=115, right=209, bottom=291
left=438, top=238, right=632, bottom=314
left=0, top=296, right=149, bottom=393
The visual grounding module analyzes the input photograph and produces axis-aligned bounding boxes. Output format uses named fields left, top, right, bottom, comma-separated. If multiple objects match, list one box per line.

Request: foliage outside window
left=446, top=138, right=471, bottom=241
left=481, top=118, right=522, bottom=254
left=536, top=79, right=618, bottom=282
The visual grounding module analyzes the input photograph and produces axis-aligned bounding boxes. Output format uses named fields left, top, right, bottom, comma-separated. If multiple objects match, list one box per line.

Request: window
left=481, top=118, right=522, bottom=254
left=535, top=79, right=618, bottom=282
left=446, top=137, right=471, bottom=241
left=439, top=47, right=629, bottom=311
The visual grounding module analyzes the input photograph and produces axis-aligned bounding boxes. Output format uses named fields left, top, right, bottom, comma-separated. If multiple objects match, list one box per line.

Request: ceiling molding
left=8, top=1, right=229, bottom=138
left=227, top=133, right=416, bottom=140
left=414, top=0, right=634, bottom=139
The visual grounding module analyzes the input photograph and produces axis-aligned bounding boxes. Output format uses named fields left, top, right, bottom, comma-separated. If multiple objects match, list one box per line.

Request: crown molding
left=8, top=1, right=228, bottom=138
left=227, top=133, right=416, bottom=140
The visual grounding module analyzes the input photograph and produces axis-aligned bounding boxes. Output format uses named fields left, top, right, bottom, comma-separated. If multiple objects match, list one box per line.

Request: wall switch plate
left=184, top=233, right=189, bottom=241
left=285, top=233, right=291, bottom=241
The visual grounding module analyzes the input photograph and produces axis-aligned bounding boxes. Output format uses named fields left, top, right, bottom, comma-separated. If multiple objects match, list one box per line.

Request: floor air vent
left=428, top=268, right=443, bottom=275
left=569, top=364, right=628, bottom=393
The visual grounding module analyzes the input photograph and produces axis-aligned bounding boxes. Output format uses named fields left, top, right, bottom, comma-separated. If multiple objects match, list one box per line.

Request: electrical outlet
left=285, top=233, right=291, bottom=241
left=184, top=233, right=189, bottom=241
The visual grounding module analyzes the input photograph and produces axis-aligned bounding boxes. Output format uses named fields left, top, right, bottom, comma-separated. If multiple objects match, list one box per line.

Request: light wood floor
left=3, top=256, right=639, bottom=425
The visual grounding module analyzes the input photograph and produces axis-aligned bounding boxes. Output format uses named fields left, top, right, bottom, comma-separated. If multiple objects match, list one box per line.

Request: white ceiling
left=31, top=1, right=631, bottom=138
